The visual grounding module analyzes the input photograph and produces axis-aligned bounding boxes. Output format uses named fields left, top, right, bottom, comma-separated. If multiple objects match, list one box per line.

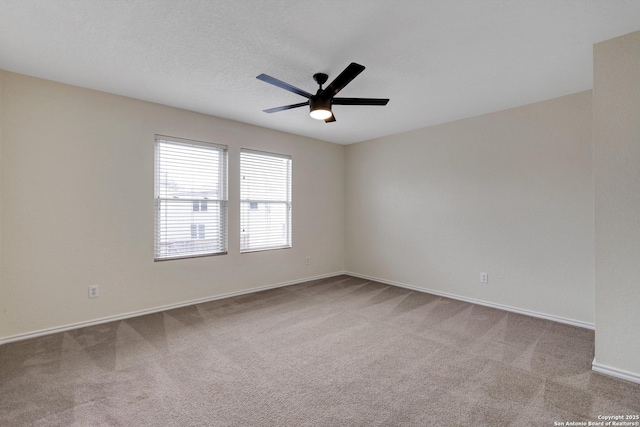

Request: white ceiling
left=1, top=1, right=640, bottom=145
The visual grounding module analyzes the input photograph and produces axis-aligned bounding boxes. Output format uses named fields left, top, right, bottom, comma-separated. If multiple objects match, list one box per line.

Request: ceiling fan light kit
left=257, top=63, right=389, bottom=123
left=309, top=106, right=332, bottom=120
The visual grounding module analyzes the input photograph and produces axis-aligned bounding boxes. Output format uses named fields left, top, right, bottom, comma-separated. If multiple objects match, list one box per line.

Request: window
left=240, top=149, right=292, bottom=252
left=155, top=135, right=227, bottom=260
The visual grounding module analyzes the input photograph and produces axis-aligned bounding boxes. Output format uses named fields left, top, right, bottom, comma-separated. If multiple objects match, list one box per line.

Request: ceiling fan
left=256, top=62, right=389, bottom=123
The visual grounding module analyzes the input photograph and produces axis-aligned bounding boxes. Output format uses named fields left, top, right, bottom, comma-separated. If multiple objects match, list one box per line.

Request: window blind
left=155, top=136, right=228, bottom=260
left=240, top=149, right=292, bottom=252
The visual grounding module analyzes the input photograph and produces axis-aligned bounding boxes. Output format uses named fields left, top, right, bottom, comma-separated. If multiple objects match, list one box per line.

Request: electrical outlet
left=480, top=273, right=488, bottom=284
left=305, top=256, right=311, bottom=265
left=88, top=285, right=100, bottom=298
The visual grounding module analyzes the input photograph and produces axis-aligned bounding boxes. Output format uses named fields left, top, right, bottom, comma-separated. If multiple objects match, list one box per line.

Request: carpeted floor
left=1, top=275, right=639, bottom=426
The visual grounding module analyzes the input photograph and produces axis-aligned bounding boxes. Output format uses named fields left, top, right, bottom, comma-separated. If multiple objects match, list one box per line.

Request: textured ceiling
left=1, top=0, right=640, bottom=144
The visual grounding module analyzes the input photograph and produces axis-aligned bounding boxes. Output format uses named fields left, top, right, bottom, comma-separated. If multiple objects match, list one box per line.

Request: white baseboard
left=592, top=358, right=640, bottom=385
left=0, top=271, right=347, bottom=346
left=11, top=270, right=639, bottom=384
left=345, top=271, right=595, bottom=330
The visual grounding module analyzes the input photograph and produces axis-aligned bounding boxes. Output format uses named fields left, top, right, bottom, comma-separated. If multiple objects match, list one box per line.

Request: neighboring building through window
left=154, top=135, right=228, bottom=260
left=190, top=224, right=206, bottom=239
left=240, top=149, right=292, bottom=252
left=192, top=201, right=208, bottom=212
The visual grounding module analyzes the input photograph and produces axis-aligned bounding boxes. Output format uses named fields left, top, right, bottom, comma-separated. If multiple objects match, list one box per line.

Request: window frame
left=240, top=148, right=292, bottom=253
left=154, top=135, right=228, bottom=261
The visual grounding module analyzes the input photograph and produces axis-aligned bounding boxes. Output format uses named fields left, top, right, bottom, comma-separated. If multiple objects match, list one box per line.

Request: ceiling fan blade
left=323, top=62, right=365, bottom=97
left=324, top=114, right=336, bottom=123
left=332, top=97, right=389, bottom=106
left=256, top=74, right=313, bottom=99
left=263, top=101, right=309, bottom=113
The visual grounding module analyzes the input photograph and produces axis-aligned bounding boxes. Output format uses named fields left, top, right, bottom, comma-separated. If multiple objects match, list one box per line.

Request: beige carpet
left=1, top=275, right=639, bottom=426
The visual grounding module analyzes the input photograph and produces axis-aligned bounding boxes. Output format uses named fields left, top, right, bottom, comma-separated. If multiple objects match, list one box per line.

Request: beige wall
left=345, top=91, right=594, bottom=325
left=593, top=31, right=640, bottom=376
left=0, top=72, right=344, bottom=340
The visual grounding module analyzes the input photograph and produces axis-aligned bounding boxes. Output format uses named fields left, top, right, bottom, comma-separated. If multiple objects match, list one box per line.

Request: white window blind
left=240, top=149, right=292, bottom=252
left=155, top=135, right=228, bottom=260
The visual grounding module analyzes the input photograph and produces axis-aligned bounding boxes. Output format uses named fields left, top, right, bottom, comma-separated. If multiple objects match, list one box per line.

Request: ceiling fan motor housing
left=310, top=93, right=332, bottom=109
